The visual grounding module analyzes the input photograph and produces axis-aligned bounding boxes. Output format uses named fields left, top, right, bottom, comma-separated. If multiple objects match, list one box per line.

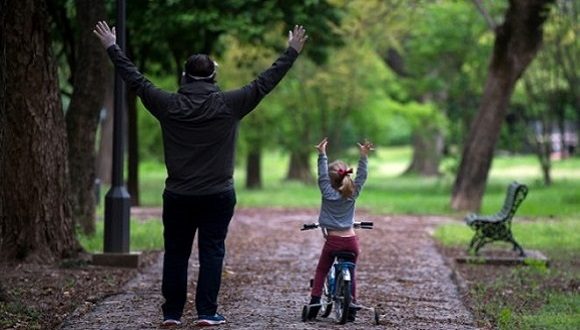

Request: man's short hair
left=184, top=54, right=216, bottom=81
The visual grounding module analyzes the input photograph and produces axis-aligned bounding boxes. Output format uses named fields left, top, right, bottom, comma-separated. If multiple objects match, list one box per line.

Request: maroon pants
left=311, top=235, right=360, bottom=301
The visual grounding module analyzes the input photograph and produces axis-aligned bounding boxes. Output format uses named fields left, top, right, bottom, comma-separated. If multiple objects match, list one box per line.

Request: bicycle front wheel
left=334, top=272, right=351, bottom=324
left=320, top=274, right=333, bottom=317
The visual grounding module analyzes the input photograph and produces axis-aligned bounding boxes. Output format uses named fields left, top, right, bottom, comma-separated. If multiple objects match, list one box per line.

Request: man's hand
left=93, top=21, right=116, bottom=49
left=357, top=139, right=374, bottom=157
left=288, top=25, right=308, bottom=53
left=315, top=137, right=328, bottom=155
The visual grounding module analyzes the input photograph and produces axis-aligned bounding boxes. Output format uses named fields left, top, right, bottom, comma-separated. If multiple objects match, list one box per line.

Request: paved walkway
left=61, top=208, right=476, bottom=329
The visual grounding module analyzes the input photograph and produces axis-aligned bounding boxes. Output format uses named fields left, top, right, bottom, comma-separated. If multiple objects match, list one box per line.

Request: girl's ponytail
left=338, top=175, right=355, bottom=199
left=329, top=160, right=355, bottom=199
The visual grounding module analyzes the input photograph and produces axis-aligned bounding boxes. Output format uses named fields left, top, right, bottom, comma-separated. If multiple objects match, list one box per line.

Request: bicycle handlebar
left=301, top=223, right=319, bottom=231
left=301, top=221, right=374, bottom=231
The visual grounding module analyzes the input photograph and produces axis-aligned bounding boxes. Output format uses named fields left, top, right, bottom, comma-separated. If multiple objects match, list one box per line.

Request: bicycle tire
left=334, top=271, right=351, bottom=324
left=320, top=277, right=332, bottom=317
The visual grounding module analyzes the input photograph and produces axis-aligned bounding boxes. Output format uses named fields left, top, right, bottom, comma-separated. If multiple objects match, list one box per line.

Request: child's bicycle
left=300, top=221, right=379, bottom=325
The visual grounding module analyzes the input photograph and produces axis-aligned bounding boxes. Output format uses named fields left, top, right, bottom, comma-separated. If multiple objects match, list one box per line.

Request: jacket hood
left=177, top=81, right=220, bottom=96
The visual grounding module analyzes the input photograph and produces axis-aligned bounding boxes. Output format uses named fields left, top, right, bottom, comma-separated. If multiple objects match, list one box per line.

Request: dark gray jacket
left=106, top=45, right=299, bottom=195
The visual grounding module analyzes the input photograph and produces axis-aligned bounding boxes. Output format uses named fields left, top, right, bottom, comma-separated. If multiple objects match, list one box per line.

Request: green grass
left=78, top=219, right=164, bottom=252
left=93, top=148, right=579, bottom=254
left=434, top=218, right=580, bottom=252
left=516, top=293, right=580, bottom=329
left=435, top=217, right=579, bottom=329
left=136, top=148, right=580, bottom=218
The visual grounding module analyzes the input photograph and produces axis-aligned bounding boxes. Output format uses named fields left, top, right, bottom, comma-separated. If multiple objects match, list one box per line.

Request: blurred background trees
left=1, top=0, right=577, bottom=262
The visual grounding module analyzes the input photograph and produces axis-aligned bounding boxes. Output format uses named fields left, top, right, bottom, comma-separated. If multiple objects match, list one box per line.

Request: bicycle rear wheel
left=334, top=272, right=351, bottom=324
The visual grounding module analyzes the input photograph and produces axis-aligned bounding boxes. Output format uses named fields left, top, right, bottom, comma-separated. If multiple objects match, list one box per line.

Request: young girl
left=307, top=137, right=374, bottom=322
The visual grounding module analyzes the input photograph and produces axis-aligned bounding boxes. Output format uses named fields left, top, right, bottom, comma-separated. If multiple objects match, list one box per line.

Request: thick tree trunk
left=0, top=0, right=79, bottom=262
left=404, top=129, right=443, bottom=176
left=127, top=90, right=140, bottom=206
left=451, top=0, right=554, bottom=211
left=245, top=150, right=262, bottom=189
left=65, top=0, right=108, bottom=235
left=286, top=150, right=313, bottom=183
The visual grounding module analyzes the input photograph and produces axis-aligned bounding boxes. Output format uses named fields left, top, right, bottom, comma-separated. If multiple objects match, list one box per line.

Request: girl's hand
left=357, top=139, right=374, bottom=157
left=315, top=137, right=328, bottom=155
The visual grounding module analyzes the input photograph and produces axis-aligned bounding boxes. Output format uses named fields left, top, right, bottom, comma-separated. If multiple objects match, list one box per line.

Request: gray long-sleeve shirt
left=106, top=45, right=299, bottom=195
left=317, top=154, right=368, bottom=230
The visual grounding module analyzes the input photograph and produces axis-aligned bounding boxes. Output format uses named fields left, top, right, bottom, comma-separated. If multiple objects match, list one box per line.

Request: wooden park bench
left=465, top=181, right=528, bottom=257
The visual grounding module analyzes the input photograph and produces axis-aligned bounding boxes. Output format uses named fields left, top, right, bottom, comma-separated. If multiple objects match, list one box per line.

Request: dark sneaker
left=347, top=309, right=357, bottom=322
left=194, top=314, right=226, bottom=326
left=307, top=296, right=321, bottom=320
left=160, top=319, right=182, bottom=328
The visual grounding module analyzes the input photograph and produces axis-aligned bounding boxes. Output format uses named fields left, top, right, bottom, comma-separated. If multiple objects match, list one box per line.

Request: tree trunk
left=451, top=0, right=554, bottom=211
left=536, top=126, right=552, bottom=186
left=404, top=129, right=443, bottom=176
left=245, top=150, right=262, bottom=189
left=0, top=0, right=79, bottom=262
left=286, top=150, right=313, bottom=183
left=65, top=0, right=108, bottom=235
left=96, top=76, right=114, bottom=185
left=127, top=89, right=140, bottom=206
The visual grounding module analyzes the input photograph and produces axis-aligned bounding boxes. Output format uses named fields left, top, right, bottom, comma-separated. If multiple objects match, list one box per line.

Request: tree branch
left=471, top=0, right=497, bottom=30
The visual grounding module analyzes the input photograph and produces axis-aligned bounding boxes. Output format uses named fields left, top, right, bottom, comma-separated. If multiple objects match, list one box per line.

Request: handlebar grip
left=360, top=221, right=374, bottom=228
left=301, top=223, right=318, bottom=231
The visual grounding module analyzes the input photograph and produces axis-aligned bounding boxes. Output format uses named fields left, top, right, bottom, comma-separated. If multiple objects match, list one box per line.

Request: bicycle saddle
left=333, top=251, right=356, bottom=261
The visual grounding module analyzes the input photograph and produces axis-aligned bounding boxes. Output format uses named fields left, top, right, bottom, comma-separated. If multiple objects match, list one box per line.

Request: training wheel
left=373, top=308, right=380, bottom=325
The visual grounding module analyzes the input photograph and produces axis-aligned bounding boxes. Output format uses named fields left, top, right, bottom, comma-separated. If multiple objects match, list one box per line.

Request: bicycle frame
left=301, top=221, right=374, bottom=324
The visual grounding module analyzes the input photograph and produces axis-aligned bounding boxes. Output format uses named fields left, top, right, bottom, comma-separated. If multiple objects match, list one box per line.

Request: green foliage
left=404, top=1, right=489, bottom=96
left=126, top=0, right=343, bottom=79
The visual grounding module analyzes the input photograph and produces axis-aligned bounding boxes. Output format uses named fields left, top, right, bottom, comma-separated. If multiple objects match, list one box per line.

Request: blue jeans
left=161, top=189, right=236, bottom=320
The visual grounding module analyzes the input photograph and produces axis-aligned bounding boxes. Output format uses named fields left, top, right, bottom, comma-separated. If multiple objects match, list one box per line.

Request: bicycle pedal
left=349, top=303, right=363, bottom=311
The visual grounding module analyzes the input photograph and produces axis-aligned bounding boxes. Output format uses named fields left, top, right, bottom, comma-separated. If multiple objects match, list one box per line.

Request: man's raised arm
left=223, top=25, right=309, bottom=119
left=93, top=21, right=170, bottom=119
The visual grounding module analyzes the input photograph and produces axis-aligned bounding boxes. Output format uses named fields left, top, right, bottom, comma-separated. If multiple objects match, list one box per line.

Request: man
left=93, top=21, right=308, bottom=327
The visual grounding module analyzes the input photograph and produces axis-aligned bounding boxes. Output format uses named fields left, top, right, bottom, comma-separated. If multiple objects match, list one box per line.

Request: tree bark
left=404, top=127, right=444, bottom=176
left=536, top=122, right=552, bottom=186
left=451, top=0, right=554, bottom=211
left=65, top=0, right=108, bottom=235
left=0, top=0, right=79, bottom=262
left=245, top=150, right=262, bottom=189
left=286, top=150, right=313, bottom=183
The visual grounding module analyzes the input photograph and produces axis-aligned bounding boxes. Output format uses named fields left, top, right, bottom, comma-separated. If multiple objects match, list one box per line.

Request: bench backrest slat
left=500, top=182, right=528, bottom=221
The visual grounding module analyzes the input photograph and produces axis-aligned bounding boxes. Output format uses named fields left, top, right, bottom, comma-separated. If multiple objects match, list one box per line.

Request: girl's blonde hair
left=328, top=160, right=355, bottom=199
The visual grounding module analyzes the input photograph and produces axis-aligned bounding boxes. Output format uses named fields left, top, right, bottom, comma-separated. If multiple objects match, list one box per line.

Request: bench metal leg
left=468, top=232, right=483, bottom=255
left=472, top=237, right=489, bottom=256
left=508, top=237, right=526, bottom=257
